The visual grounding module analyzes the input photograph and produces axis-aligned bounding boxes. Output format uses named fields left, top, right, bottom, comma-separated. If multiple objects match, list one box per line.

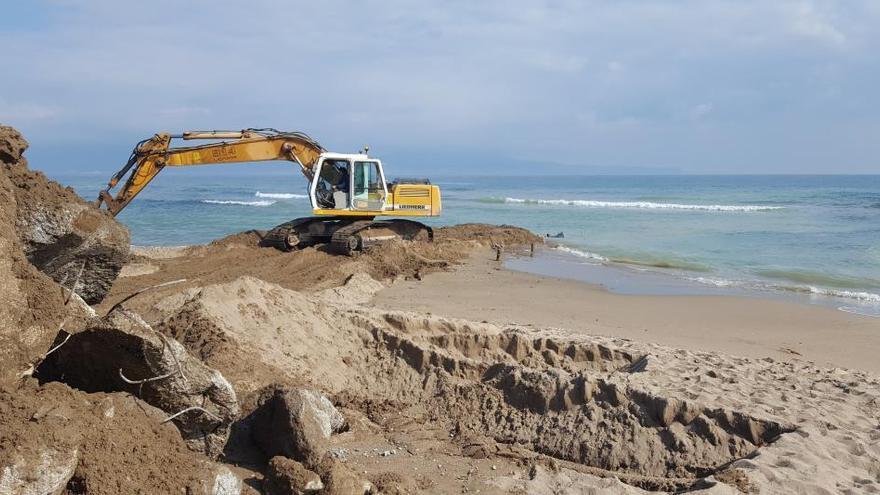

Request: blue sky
left=1, top=1, right=879, bottom=175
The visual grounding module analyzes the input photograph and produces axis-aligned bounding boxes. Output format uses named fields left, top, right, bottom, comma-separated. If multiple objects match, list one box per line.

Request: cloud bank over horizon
left=1, top=1, right=879, bottom=174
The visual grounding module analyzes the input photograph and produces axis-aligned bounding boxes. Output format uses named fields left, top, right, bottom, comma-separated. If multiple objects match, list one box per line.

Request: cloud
left=1, top=0, right=879, bottom=173
left=0, top=100, right=61, bottom=123
left=786, top=1, right=847, bottom=47
left=689, top=103, right=714, bottom=121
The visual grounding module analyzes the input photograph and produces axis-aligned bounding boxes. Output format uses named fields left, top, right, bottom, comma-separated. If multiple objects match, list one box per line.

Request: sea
left=56, top=171, right=880, bottom=317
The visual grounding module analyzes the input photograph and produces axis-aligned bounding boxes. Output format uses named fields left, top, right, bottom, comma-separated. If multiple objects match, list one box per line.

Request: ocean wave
left=255, top=191, right=308, bottom=199
left=688, top=276, right=737, bottom=287
left=608, top=256, right=712, bottom=272
left=553, top=245, right=608, bottom=262
left=554, top=245, right=711, bottom=271
left=685, top=275, right=880, bottom=303
left=553, top=246, right=880, bottom=303
left=838, top=306, right=880, bottom=317
left=756, top=269, right=880, bottom=290
left=202, top=199, right=276, bottom=206
left=491, top=197, right=784, bottom=212
left=800, top=286, right=880, bottom=303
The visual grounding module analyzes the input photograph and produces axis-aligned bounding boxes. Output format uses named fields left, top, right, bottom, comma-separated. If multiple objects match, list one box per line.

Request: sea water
left=57, top=171, right=880, bottom=316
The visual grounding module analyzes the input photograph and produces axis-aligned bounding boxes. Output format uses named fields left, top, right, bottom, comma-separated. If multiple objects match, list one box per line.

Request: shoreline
left=372, top=246, right=880, bottom=373
left=512, top=244, right=880, bottom=317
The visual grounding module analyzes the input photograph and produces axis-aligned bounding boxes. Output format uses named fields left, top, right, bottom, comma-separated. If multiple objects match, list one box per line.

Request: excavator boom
left=96, top=128, right=325, bottom=215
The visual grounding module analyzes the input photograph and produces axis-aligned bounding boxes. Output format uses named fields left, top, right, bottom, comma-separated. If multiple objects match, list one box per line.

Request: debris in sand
left=0, top=125, right=129, bottom=304
left=37, top=308, right=239, bottom=458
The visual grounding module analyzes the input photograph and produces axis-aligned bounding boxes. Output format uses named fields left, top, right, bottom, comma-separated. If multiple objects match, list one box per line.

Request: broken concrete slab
left=38, top=309, right=239, bottom=458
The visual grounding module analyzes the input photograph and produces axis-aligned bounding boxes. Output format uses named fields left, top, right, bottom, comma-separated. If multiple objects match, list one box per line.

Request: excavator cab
left=311, top=154, right=389, bottom=213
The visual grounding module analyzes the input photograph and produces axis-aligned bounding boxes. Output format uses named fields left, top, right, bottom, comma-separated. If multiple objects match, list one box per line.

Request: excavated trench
left=342, top=311, right=792, bottom=491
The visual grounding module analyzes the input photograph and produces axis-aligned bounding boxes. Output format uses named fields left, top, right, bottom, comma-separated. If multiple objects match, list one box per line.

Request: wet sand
left=373, top=248, right=880, bottom=373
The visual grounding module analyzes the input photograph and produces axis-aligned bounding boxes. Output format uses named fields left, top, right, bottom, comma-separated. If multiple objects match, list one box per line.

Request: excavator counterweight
left=96, top=129, right=441, bottom=254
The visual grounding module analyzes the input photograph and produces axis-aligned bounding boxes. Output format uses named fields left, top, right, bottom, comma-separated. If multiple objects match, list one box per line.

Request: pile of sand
left=102, top=224, right=541, bottom=319
left=0, top=381, right=239, bottom=495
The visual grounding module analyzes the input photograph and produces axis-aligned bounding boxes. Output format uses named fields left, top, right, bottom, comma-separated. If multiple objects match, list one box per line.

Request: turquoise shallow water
left=56, top=171, right=880, bottom=314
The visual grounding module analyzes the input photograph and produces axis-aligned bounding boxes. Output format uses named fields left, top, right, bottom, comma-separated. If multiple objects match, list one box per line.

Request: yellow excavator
left=95, top=128, right=441, bottom=254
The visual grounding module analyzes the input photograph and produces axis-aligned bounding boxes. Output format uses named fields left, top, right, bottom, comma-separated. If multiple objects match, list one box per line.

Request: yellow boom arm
left=96, top=128, right=325, bottom=216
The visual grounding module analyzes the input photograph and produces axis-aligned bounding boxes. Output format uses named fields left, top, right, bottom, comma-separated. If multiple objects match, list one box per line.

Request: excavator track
left=329, top=219, right=434, bottom=256
left=261, top=216, right=350, bottom=251
left=329, top=221, right=377, bottom=256
left=263, top=217, right=434, bottom=255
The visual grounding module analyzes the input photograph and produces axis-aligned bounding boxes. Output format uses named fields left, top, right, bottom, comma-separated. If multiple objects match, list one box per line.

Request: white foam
left=255, top=192, right=308, bottom=199
left=686, top=275, right=880, bottom=303
left=553, top=245, right=608, bottom=262
left=202, top=199, right=276, bottom=206
left=838, top=306, right=880, bottom=317
left=503, top=197, right=783, bottom=212
left=806, top=286, right=880, bottom=303
left=689, top=276, right=737, bottom=287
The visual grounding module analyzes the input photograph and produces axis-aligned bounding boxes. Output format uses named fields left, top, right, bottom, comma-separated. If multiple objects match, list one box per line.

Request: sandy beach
left=374, top=247, right=880, bottom=373
left=4, top=215, right=879, bottom=493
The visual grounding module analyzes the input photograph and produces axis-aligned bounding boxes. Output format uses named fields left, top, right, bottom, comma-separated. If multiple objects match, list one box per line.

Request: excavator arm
left=96, top=128, right=325, bottom=216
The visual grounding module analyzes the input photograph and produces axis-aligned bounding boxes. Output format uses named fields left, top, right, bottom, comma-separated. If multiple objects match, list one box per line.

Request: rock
left=0, top=125, right=28, bottom=164
left=38, top=308, right=240, bottom=458
left=205, top=464, right=243, bottom=495
left=318, top=458, right=373, bottom=495
left=0, top=446, right=79, bottom=495
left=264, top=456, right=323, bottom=495
left=251, top=386, right=346, bottom=468
left=0, top=124, right=129, bottom=304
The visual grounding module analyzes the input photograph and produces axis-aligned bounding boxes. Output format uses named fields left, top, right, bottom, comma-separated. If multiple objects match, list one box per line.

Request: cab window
left=352, top=161, right=384, bottom=210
